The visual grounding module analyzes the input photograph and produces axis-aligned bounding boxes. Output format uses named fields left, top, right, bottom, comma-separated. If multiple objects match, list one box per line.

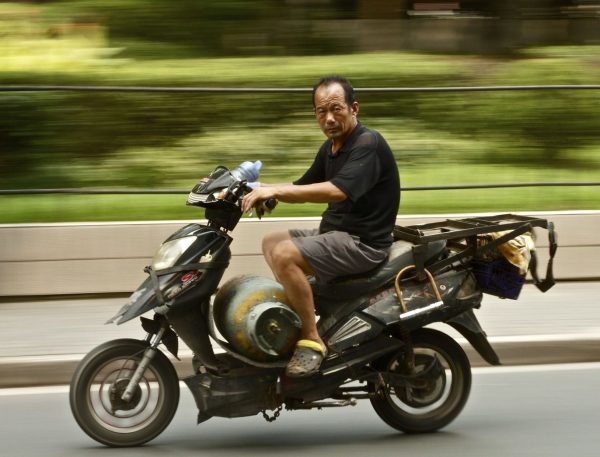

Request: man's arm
left=241, top=182, right=346, bottom=213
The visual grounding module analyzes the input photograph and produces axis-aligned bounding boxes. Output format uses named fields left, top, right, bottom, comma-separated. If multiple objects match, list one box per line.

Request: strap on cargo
left=528, top=221, right=557, bottom=293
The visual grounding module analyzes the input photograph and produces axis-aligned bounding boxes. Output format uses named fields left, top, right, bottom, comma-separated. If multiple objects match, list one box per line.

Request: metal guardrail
left=2, top=84, right=600, bottom=93
left=1, top=182, right=600, bottom=195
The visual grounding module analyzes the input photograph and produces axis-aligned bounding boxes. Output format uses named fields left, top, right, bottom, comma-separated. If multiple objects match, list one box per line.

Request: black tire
left=69, top=339, right=180, bottom=447
left=369, top=328, right=471, bottom=433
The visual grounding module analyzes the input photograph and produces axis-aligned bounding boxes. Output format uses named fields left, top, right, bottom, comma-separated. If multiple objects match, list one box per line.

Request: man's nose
left=326, top=111, right=336, bottom=123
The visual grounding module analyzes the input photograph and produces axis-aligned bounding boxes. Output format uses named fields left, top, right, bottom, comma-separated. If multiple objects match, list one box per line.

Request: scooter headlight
left=151, top=236, right=196, bottom=270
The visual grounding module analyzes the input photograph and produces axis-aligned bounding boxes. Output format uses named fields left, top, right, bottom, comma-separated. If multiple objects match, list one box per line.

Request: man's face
left=314, top=83, right=358, bottom=144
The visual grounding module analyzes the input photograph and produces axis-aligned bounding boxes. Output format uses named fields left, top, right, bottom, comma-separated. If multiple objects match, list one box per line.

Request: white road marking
left=472, top=361, right=600, bottom=375
left=1, top=363, right=599, bottom=397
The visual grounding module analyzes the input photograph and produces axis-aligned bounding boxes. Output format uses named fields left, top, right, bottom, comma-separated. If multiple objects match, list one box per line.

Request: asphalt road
left=1, top=363, right=599, bottom=457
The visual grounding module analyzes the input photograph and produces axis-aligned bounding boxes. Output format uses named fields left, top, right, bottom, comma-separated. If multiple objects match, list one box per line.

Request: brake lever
left=237, top=182, right=254, bottom=217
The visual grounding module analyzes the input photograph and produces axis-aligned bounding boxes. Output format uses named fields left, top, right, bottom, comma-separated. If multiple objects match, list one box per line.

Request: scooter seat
left=311, top=239, right=447, bottom=302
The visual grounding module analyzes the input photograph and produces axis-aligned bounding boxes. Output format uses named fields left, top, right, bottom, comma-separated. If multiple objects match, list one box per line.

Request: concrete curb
left=2, top=337, right=599, bottom=388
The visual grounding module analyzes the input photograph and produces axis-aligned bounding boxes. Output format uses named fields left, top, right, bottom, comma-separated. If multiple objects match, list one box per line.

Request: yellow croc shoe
left=285, top=339, right=328, bottom=378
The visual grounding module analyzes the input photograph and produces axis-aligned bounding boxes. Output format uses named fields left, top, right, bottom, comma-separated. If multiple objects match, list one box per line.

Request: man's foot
left=285, top=339, right=328, bottom=378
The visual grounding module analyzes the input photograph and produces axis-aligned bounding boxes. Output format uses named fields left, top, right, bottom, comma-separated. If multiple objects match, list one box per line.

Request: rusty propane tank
left=212, top=275, right=301, bottom=361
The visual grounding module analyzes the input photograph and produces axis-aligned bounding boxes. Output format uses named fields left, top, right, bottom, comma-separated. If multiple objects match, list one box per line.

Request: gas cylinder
left=212, top=275, right=301, bottom=362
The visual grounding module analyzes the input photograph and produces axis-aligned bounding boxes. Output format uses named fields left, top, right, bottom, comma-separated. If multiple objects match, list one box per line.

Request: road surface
left=1, top=363, right=599, bottom=457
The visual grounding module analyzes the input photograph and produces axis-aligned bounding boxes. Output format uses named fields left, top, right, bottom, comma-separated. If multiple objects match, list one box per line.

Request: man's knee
left=269, top=240, right=295, bottom=271
left=262, top=230, right=290, bottom=257
left=271, top=240, right=314, bottom=276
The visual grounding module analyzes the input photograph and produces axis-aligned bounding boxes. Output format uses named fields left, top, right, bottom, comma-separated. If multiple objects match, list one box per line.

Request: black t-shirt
left=294, top=123, right=400, bottom=249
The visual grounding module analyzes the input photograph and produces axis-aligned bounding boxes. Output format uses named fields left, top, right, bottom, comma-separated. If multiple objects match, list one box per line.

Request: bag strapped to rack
left=467, top=221, right=558, bottom=293
left=144, top=261, right=229, bottom=308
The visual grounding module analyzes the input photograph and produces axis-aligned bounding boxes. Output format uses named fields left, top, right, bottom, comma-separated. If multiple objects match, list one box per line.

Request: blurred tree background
left=0, top=0, right=599, bottom=221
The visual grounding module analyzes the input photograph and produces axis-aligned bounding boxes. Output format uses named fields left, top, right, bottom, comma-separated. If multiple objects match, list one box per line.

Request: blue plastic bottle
left=230, top=160, right=262, bottom=183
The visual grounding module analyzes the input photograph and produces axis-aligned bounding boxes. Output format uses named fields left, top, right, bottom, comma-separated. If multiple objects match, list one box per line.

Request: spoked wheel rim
left=386, top=348, right=453, bottom=416
left=369, top=329, right=471, bottom=433
left=85, top=355, right=167, bottom=434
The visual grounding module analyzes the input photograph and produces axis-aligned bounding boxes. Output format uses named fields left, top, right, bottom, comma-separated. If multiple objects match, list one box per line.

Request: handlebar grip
left=264, top=198, right=277, bottom=211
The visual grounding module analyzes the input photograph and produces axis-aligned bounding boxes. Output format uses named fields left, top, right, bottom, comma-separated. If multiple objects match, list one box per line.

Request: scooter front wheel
left=69, top=338, right=180, bottom=447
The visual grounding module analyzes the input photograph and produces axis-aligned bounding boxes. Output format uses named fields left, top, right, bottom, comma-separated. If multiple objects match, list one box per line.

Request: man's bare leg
left=267, top=238, right=324, bottom=349
left=262, top=231, right=291, bottom=281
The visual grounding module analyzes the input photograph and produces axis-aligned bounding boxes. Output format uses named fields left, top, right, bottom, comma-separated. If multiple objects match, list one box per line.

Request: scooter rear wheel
left=369, top=328, right=471, bottom=433
left=69, top=338, right=180, bottom=447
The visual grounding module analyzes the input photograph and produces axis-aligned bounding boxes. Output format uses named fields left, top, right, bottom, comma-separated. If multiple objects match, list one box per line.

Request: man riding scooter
left=242, top=75, right=401, bottom=377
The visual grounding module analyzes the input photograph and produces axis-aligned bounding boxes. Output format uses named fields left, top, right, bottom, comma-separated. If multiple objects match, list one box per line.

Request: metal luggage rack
left=394, top=214, right=552, bottom=279
left=393, top=213, right=550, bottom=245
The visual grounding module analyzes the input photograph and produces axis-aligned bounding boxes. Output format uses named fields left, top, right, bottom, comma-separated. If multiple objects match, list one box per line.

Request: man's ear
left=351, top=101, right=359, bottom=116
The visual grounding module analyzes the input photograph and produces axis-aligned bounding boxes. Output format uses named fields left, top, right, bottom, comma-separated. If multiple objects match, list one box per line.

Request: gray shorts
left=289, top=228, right=388, bottom=283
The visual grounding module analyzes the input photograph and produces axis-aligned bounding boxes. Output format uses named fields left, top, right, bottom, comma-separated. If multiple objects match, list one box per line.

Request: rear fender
left=446, top=308, right=500, bottom=366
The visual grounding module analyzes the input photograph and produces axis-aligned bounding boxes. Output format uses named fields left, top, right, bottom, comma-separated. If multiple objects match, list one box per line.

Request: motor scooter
left=69, top=161, right=557, bottom=447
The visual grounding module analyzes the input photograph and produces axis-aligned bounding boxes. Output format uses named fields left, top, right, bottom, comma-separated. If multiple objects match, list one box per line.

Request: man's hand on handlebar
left=241, top=186, right=278, bottom=216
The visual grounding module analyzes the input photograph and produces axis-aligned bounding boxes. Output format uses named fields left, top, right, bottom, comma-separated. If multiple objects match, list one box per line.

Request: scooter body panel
left=108, top=223, right=231, bottom=325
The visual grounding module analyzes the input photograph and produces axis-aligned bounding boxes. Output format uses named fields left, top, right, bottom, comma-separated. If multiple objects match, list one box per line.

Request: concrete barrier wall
left=0, top=211, right=598, bottom=297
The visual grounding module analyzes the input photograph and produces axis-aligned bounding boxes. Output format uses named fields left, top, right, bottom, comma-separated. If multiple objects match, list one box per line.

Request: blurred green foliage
left=0, top=1, right=598, bottom=222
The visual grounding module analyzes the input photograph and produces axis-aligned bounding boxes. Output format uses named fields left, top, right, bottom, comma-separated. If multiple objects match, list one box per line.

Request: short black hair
left=312, top=76, right=355, bottom=107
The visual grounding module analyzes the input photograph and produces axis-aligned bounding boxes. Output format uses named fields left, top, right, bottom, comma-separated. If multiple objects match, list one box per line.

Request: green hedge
left=0, top=2, right=598, bottom=222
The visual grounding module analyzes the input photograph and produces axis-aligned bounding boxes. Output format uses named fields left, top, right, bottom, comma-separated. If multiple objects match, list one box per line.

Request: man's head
left=312, top=76, right=359, bottom=147
left=312, top=76, right=355, bottom=107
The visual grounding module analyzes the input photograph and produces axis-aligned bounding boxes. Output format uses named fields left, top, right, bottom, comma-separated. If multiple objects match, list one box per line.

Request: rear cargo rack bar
left=393, top=213, right=549, bottom=244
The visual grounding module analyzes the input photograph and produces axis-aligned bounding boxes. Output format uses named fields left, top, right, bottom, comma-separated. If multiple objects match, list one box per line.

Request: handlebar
left=263, top=198, right=277, bottom=211
left=253, top=197, right=277, bottom=219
